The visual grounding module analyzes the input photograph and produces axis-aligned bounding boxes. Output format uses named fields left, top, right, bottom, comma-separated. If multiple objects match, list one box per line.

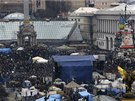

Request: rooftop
left=70, top=7, right=99, bottom=16
left=0, top=21, right=82, bottom=42
left=96, top=3, right=135, bottom=15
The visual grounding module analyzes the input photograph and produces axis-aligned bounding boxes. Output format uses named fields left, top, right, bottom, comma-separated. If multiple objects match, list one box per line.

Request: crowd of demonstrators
left=103, top=50, right=135, bottom=78
left=0, top=43, right=115, bottom=100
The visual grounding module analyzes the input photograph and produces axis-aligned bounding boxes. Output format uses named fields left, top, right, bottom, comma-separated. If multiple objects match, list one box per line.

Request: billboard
left=120, top=23, right=134, bottom=49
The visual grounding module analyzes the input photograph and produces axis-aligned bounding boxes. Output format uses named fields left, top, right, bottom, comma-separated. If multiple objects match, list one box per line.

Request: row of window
left=97, top=19, right=119, bottom=34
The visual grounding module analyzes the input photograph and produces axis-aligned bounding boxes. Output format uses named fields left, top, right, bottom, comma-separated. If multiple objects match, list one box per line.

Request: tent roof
left=52, top=55, right=95, bottom=62
left=79, top=91, right=90, bottom=97
left=0, top=21, right=82, bottom=42
left=65, top=81, right=80, bottom=88
left=36, top=97, right=45, bottom=101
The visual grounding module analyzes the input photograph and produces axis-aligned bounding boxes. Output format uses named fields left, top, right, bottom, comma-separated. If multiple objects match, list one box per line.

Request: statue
left=118, top=66, right=135, bottom=92
left=117, top=66, right=135, bottom=99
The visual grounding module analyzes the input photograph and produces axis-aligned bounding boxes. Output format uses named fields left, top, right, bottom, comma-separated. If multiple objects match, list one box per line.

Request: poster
left=120, top=23, right=134, bottom=49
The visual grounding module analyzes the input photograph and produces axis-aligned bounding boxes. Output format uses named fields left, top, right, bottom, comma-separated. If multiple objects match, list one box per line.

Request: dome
left=3, top=12, right=24, bottom=20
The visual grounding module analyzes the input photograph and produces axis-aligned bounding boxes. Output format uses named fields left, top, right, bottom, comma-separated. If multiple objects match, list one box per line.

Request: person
left=121, top=35, right=133, bottom=46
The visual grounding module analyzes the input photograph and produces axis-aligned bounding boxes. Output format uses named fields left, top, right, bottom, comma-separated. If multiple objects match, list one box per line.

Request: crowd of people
left=1, top=43, right=135, bottom=100
left=0, top=44, right=100, bottom=100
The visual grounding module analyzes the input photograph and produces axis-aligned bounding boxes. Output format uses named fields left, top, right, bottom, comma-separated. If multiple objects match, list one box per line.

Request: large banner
left=120, top=23, right=134, bottom=49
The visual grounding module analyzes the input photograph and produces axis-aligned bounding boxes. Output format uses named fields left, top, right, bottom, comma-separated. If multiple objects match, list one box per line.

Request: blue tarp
left=52, top=55, right=95, bottom=83
left=47, top=94, right=61, bottom=101
left=106, top=88, right=125, bottom=96
left=79, top=91, right=92, bottom=101
left=0, top=48, right=12, bottom=54
left=52, top=55, right=95, bottom=62
left=36, top=97, right=45, bottom=101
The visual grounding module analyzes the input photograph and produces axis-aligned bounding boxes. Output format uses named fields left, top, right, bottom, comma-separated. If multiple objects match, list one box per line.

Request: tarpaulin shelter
left=52, top=55, right=95, bottom=83
left=47, top=94, right=61, bottom=101
left=36, top=97, right=45, bottom=101
left=0, top=48, right=11, bottom=54
left=65, top=81, right=80, bottom=89
left=79, top=91, right=92, bottom=101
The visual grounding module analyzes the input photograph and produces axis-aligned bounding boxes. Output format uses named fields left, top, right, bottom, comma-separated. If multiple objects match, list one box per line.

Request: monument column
left=17, top=0, right=37, bottom=47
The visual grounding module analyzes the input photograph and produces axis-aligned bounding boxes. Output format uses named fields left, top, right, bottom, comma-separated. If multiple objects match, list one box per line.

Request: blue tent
left=36, top=97, right=45, bottom=101
left=52, top=55, right=95, bottom=83
left=106, top=88, right=125, bottom=96
left=47, top=94, right=61, bottom=101
left=79, top=91, right=92, bottom=101
left=0, top=48, right=12, bottom=54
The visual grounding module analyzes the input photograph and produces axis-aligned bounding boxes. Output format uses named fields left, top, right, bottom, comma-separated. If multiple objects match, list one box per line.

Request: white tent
left=36, top=58, right=48, bottom=63
left=32, top=56, right=48, bottom=63
left=17, top=47, right=24, bottom=51
left=70, top=52, right=80, bottom=56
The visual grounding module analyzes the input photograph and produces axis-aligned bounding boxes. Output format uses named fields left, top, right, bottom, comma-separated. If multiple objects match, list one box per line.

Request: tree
left=34, top=1, right=72, bottom=19
left=34, top=9, right=46, bottom=19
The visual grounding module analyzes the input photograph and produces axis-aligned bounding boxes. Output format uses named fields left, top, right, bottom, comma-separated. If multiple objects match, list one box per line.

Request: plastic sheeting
left=59, top=61, right=93, bottom=83
left=36, top=97, right=45, bottom=101
left=0, top=48, right=11, bottom=54
left=79, top=91, right=92, bottom=101
left=52, top=55, right=95, bottom=83
left=47, top=94, right=61, bottom=101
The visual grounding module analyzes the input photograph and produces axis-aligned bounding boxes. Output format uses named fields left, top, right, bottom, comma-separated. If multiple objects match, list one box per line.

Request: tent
left=36, top=97, right=45, bottom=101
left=36, top=59, right=48, bottom=63
left=52, top=55, right=95, bottom=83
left=32, top=56, right=48, bottom=63
left=47, top=94, right=61, bottom=101
left=79, top=91, right=92, bottom=101
left=106, top=88, right=125, bottom=96
left=17, top=47, right=24, bottom=51
left=49, top=86, right=62, bottom=91
left=65, top=81, right=80, bottom=89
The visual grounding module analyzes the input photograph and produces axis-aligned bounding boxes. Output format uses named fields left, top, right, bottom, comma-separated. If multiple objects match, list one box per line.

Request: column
left=24, top=0, right=29, bottom=21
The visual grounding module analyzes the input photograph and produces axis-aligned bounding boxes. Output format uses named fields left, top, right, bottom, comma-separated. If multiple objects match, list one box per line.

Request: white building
left=68, top=7, right=98, bottom=44
left=94, top=3, right=135, bottom=50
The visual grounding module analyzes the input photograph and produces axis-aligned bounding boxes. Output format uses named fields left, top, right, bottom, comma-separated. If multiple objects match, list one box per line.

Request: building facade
left=68, top=7, right=98, bottom=44
left=69, top=4, right=135, bottom=51
left=94, top=4, right=135, bottom=50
